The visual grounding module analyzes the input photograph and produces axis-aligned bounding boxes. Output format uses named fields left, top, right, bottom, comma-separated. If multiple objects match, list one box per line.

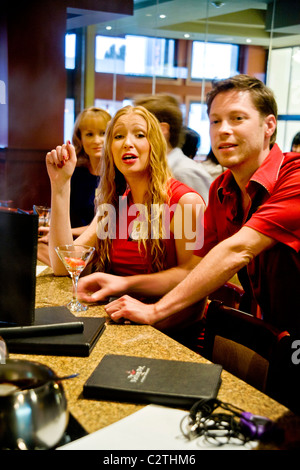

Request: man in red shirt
left=81, top=75, right=300, bottom=334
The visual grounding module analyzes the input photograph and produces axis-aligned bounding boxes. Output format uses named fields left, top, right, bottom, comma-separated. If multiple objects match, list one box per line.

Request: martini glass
left=55, top=244, right=95, bottom=313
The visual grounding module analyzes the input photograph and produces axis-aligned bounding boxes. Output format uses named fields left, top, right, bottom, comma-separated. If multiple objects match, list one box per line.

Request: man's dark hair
left=206, top=74, right=278, bottom=146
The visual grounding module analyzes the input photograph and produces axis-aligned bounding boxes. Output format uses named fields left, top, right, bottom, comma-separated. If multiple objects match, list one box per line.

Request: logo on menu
left=126, top=365, right=150, bottom=383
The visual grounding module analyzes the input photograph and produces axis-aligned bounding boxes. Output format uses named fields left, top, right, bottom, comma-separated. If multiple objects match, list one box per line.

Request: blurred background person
left=291, top=131, right=300, bottom=152
left=134, top=94, right=213, bottom=204
left=181, top=126, right=200, bottom=159
left=38, top=106, right=111, bottom=264
left=202, top=148, right=224, bottom=180
left=70, top=106, right=111, bottom=231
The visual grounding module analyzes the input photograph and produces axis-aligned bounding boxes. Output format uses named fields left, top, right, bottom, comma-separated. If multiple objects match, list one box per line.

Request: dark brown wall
left=1, top=0, right=67, bottom=209
left=0, top=0, right=133, bottom=210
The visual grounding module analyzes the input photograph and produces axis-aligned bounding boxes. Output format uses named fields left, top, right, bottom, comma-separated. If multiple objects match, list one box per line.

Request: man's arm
left=78, top=191, right=204, bottom=302
left=153, top=226, right=276, bottom=321
left=77, top=255, right=200, bottom=303
left=105, top=226, right=276, bottom=325
left=122, top=191, right=203, bottom=297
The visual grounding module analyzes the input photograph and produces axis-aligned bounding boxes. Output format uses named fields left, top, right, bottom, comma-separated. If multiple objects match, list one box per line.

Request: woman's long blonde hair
left=95, top=105, right=172, bottom=273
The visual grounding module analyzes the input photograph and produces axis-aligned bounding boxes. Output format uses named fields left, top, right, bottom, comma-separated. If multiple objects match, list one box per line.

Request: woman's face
left=81, top=115, right=107, bottom=160
left=111, top=112, right=151, bottom=178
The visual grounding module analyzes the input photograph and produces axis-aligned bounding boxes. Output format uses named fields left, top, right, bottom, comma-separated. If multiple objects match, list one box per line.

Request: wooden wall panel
left=1, top=1, right=133, bottom=209
left=0, top=149, right=50, bottom=210
left=1, top=1, right=66, bottom=208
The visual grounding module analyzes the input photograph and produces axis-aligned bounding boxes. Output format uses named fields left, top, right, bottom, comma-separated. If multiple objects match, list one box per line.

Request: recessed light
left=106, top=26, right=112, bottom=30
left=159, top=14, right=166, bottom=19
left=184, top=34, right=190, bottom=38
left=211, top=2, right=225, bottom=7
left=246, top=38, right=252, bottom=43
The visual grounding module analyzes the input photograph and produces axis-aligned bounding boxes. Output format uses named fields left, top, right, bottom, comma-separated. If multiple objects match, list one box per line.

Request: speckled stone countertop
left=10, top=267, right=300, bottom=450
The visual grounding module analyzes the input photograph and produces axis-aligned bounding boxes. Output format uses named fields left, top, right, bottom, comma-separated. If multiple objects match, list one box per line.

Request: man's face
left=209, top=89, right=274, bottom=174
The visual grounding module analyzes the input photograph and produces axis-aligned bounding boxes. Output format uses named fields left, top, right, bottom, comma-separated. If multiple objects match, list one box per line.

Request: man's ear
left=264, top=114, right=277, bottom=139
left=159, top=122, right=170, bottom=141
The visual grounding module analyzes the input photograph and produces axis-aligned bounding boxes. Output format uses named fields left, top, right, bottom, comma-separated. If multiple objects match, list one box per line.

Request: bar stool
left=202, top=300, right=291, bottom=397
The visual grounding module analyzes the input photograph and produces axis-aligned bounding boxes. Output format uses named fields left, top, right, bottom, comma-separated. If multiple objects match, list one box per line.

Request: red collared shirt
left=195, top=144, right=300, bottom=333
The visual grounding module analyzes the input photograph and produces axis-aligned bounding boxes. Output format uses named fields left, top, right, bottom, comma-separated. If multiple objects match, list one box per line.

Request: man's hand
left=104, top=295, right=156, bottom=325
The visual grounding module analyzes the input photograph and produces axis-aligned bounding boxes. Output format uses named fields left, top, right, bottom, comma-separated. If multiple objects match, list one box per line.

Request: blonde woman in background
left=38, top=107, right=111, bottom=264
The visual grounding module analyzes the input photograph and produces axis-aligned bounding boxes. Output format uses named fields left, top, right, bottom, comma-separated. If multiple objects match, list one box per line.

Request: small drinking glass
left=0, top=200, right=13, bottom=208
left=55, top=244, right=95, bottom=313
left=33, top=205, right=51, bottom=237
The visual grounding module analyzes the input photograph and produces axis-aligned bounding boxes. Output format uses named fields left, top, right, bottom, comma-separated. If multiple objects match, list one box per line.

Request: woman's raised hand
left=46, top=141, right=77, bottom=185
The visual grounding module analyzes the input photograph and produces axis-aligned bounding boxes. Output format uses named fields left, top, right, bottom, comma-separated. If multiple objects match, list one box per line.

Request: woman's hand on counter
left=77, top=272, right=128, bottom=303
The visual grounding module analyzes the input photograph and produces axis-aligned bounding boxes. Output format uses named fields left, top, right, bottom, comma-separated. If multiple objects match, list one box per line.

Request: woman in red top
left=46, top=105, right=206, bottom=328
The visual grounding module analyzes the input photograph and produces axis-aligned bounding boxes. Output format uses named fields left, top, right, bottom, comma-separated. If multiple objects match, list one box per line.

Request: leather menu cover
left=83, top=354, right=222, bottom=407
left=6, top=312, right=106, bottom=357
left=0, top=209, right=38, bottom=326
left=33, top=305, right=84, bottom=325
left=0, top=306, right=84, bottom=338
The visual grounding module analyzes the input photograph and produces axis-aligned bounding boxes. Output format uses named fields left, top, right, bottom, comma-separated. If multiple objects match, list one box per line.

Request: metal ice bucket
left=0, top=358, right=68, bottom=449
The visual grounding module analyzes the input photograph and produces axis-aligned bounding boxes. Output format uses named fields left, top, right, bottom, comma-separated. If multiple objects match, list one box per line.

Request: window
left=95, top=35, right=185, bottom=78
left=64, top=98, right=75, bottom=143
left=188, top=102, right=210, bottom=156
left=187, top=41, right=239, bottom=155
left=94, top=99, right=133, bottom=117
left=268, top=46, right=300, bottom=151
left=191, top=41, right=239, bottom=80
left=65, top=34, right=76, bottom=70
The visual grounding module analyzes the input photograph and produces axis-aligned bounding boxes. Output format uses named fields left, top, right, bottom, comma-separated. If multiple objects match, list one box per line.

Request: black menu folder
left=0, top=209, right=38, bottom=326
left=83, top=354, right=222, bottom=408
left=5, top=307, right=106, bottom=357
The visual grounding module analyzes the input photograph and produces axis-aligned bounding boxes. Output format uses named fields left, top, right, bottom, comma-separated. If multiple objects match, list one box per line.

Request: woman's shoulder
left=168, top=178, right=204, bottom=205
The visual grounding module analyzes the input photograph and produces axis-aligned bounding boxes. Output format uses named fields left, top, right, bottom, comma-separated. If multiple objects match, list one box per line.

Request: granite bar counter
left=9, top=267, right=300, bottom=450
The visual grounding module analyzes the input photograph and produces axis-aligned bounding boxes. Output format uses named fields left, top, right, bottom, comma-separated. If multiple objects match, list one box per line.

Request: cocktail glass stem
left=70, top=273, right=80, bottom=308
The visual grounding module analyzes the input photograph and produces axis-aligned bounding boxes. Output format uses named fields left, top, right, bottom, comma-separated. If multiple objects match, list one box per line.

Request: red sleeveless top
left=109, top=178, right=201, bottom=276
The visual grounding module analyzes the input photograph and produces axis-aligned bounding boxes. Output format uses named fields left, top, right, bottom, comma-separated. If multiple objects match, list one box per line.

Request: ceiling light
left=106, top=26, right=112, bottom=30
left=211, top=1, right=225, bottom=7
left=184, top=34, right=190, bottom=38
left=246, top=38, right=252, bottom=43
left=159, top=14, right=166, bottom=19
